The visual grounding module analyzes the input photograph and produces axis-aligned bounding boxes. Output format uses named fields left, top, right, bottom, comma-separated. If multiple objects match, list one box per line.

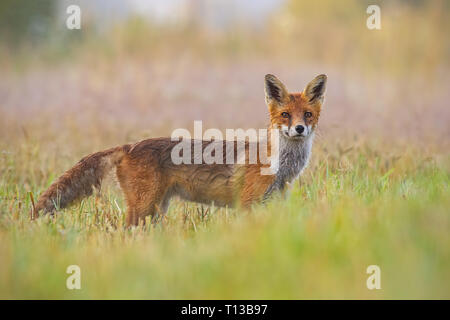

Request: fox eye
left=304, top=111, right=313, bottom=118
left=281, top=112, right=290, bottom=118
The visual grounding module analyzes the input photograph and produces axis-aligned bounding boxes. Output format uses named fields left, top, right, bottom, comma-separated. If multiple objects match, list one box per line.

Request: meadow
left=0, top=0, right=449, bottom=299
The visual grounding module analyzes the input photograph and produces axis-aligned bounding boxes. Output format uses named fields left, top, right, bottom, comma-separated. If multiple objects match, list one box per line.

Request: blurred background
left=0, top=0, right=449, bottom=155
left=0, top=0, right=449, bottom=300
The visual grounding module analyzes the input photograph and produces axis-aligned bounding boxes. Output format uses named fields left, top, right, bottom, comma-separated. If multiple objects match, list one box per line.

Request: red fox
left=35, top=74, right=327, bottom=226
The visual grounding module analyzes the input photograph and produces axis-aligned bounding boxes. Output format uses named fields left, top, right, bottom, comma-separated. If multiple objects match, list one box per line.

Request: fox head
left=264, top=74, right=327, bottom=140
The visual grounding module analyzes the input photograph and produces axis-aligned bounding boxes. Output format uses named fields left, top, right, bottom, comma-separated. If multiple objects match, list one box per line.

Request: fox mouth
left=281, top=130, right=309, bottom=140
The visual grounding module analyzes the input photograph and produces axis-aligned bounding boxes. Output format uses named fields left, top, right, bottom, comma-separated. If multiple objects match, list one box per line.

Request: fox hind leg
left=151, top=191, right=172, bottom=224
left=124, top=187, right=169, bottom=227
left=116, top=161, right=168, bottom=227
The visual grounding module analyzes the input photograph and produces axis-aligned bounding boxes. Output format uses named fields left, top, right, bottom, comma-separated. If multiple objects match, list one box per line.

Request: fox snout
left=281, top=122, right=311, bottom=139
left=292, top=123, right=310, bottom=137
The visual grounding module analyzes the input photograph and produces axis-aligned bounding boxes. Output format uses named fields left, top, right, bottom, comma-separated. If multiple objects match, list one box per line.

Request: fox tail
left=35, top=145, right=129, bottom=215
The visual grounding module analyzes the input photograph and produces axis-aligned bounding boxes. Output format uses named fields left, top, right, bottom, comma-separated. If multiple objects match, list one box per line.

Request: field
left=0, top=0, right=449, bottom=299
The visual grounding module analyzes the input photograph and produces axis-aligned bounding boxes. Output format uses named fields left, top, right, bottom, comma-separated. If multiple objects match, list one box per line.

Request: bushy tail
left=35, top=145, right=130, bottom=215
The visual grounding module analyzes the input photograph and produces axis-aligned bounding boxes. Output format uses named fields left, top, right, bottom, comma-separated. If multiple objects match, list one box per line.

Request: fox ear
left=265, top=74, right=289, bottom=106
left=303, top=74, right=327, bottom=103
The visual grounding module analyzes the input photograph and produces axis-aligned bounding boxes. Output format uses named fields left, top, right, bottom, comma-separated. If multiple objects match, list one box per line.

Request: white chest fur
left=264, top=133, right=314, bottom=200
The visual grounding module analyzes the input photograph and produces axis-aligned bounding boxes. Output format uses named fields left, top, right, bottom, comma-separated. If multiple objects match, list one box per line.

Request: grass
left=1, top=139, right=448, bottom=299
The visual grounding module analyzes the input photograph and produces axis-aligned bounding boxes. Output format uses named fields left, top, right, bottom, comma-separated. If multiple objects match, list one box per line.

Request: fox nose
left=295, top=125, right=305, bottom=134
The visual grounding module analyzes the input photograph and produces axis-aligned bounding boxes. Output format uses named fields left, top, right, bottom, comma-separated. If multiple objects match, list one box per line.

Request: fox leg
left=239, top=166, right=276, bottom=208
left=151, top=192, right=171, bottom=224
left=116, top=158, right=168, bottom=226
left=123, top=182, right=171, bottom=227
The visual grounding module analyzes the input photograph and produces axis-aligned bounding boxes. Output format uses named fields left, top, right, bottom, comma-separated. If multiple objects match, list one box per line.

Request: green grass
left=0, top=141, right=449, bottom=299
